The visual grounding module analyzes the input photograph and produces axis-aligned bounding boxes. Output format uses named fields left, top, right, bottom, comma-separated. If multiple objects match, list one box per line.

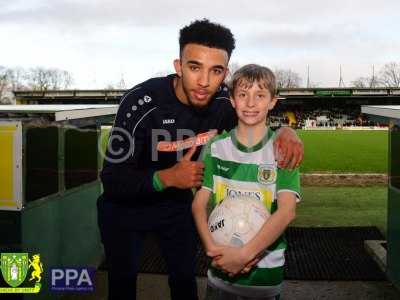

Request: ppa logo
left=50, top=267, right=95, bottom=292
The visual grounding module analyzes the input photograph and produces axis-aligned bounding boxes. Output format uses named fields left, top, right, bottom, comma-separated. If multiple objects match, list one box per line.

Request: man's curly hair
left=179, top=19, right=236, bottom=58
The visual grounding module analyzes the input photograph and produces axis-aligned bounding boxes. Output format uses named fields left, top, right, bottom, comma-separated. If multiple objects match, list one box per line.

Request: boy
left=192, top=64, right=301, bottom=300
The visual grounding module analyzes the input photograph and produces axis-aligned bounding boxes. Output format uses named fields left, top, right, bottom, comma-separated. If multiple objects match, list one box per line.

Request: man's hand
left=158, top=144, right=204, bottom=189
left=274, top=127, right=304, bottom=169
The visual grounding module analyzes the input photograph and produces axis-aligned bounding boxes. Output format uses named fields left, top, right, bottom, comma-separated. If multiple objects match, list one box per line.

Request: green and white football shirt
left=201, top=127, right=300, bottom=290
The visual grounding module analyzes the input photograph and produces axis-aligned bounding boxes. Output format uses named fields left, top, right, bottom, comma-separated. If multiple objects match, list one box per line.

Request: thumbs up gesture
left=157, top=143, right=205, bottom=189
left=181, top=143, right=198, bottom=162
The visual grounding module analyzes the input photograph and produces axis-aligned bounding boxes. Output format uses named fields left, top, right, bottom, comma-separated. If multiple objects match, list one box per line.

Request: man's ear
left=173, top=59, right=182, bottom=77
left=223, top=67, right=230, bottom=81
left=269, top=96, right=278, bottom=110
left=230, top=96, right=236, bottom=108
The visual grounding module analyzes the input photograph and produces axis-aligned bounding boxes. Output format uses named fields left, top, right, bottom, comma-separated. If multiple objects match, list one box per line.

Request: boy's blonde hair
left=229, top=64, right=277, bottom=98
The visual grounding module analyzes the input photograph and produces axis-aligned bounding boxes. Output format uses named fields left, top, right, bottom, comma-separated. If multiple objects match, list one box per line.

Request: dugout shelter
left=0, top=104, right=117, bottom=299
left=362, top=105, right=400, bottom=291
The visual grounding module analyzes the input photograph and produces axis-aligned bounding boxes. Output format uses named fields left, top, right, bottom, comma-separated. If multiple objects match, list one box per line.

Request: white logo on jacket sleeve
left=163, top=119, right=175, bottom=124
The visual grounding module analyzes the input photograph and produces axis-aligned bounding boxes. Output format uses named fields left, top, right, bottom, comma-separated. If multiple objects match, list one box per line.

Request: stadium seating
left=268, top=108, right=387, bottom=129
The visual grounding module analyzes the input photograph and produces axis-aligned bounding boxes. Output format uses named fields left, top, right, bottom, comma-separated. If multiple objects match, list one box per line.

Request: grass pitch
left=100, top=128, right=388, bottom=173
left=298, top=130, right=388, bottom=173
left=99, top=128, right=388, bottom=234
left=294, top=186, right=387, bottom=236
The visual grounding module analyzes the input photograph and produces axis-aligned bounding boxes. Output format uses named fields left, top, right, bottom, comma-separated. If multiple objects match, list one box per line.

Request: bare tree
left=49, top=69, right=73, bottom=89
left=352, top=77, right=372, bottom=88
left=5, top=67, right=28, bottom=90
left=352, top=77, right=366, bottom=88
left=380, top=62, right=400, bottom=87
left=274, top=68, right=302, bottom=88
left=225, top=64, right=303, bottom=88
left=0, top=69, right=8, bottom=101
left=26, top=67, right=73, bottom=90
left=351, top=74, right=381, bottom=88
left=26, top=67, right=50, bottom=90
left=0, top=68, right=15, bottom=104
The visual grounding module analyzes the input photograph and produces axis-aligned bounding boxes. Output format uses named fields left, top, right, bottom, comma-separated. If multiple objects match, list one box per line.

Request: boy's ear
left=268, top=96, right=278, bottom=110
left=173, top=59, right=182, bottom=77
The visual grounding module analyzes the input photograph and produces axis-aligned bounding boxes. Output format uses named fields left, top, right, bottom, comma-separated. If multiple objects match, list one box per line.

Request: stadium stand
left=12, top=87, right=400, bottom=130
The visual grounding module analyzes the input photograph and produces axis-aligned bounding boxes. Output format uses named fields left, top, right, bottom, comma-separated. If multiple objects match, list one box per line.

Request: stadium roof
left=362, top=105, right=400, bottom=120
left=0, top=104, right=118, bottom=121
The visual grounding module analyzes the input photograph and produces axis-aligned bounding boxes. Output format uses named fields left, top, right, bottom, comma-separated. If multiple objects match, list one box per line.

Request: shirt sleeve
left=100, top=86, right=157, bottom=201
left=276, top=167, right=301, bottom=202
left=201, top=139, right=215, bottom=192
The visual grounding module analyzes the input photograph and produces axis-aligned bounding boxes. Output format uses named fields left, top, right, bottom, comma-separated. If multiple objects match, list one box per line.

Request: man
left=97, top=19, right=303, bottom=300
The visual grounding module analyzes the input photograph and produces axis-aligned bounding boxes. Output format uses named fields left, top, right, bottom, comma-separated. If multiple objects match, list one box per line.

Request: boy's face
left=174, top=43, right=229, bottom=108
left=231, top=80, right=278, bottom=127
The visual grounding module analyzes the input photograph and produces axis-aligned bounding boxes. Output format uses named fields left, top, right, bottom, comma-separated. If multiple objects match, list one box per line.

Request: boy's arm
left=192, top=188, right=219, bottom=254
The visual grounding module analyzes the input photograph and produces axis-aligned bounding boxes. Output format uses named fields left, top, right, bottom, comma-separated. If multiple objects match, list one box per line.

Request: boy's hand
left=240, top=257, right=260, bottom=274
left=206, top=244, right=225, bottom=259
left=274, top=127, right=303, bottom=169
left=208, top=246, right=250, bottom=276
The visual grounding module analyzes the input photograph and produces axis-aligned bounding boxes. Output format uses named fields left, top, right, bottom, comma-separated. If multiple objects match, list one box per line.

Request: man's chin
left=188, top=97, right=212, bottom=108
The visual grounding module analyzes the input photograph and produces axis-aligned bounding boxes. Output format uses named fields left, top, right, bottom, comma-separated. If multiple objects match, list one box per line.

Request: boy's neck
left=235, top=122, right=268, bottom=148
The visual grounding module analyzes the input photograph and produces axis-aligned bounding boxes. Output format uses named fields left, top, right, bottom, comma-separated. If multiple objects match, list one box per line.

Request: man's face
left=174, top=43, right=229, bottom=108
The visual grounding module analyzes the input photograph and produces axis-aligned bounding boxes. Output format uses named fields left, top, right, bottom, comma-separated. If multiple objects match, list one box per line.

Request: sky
left=1, top=0, right=399, bottom=89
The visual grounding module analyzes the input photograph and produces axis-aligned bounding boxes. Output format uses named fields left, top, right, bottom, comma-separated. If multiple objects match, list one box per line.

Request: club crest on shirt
left=257, top=164, right=276, bottom=185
